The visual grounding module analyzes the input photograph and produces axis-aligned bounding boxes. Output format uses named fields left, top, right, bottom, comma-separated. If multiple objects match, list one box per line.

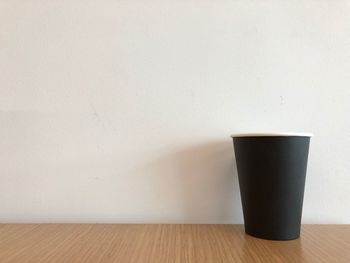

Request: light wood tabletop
left=0, top=224, right=349, bottom=262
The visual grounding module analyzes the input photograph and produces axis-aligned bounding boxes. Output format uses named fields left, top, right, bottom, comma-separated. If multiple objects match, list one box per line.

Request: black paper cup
left=231, top=133, right=312, bottom=240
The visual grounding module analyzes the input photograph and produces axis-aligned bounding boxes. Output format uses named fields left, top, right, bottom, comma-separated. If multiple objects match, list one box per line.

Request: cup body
left=232, top=134, right=311, bottom=240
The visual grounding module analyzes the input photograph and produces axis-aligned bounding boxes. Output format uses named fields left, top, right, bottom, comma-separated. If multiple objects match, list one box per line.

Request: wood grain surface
left=0, top=224, right=349, bottom=262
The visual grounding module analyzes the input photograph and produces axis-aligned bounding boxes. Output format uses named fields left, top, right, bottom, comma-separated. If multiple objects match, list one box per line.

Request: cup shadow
left=140, top=140, right=242, bottom=223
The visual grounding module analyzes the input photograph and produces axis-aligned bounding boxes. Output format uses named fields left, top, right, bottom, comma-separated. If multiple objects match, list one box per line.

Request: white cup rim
left=231, top=132, right=314, bottom=138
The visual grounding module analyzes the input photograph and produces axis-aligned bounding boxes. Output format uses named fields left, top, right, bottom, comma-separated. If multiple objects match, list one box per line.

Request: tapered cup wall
left=233, top=136, right=311, bottom=240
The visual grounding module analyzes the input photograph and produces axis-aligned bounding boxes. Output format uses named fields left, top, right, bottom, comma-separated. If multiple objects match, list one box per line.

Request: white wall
left=1, top=0, right=350, bottom=223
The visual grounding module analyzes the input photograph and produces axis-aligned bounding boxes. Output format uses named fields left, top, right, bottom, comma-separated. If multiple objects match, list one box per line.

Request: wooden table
left=0, top=224, right=349, bottom=262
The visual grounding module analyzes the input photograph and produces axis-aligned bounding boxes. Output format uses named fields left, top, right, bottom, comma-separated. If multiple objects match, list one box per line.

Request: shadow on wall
left=139, top=141, right=243, bottom=223
left=0, top=111, right=241, bottom=223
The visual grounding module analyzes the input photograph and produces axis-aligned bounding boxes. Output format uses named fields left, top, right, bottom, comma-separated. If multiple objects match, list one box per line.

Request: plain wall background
left=1, top=0, right=349, bottom=223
